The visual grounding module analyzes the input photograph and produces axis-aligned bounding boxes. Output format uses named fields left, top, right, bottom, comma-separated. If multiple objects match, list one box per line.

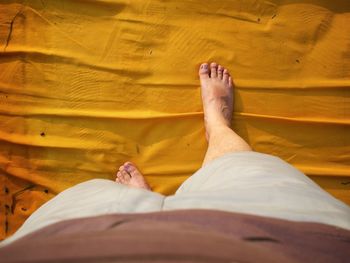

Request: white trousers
left=2, top=151, right=350, bottom=246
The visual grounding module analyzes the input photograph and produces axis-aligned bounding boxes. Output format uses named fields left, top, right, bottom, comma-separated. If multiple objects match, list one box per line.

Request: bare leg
left=115, top=62, right=251, bottom=188
left=199, top=62, right=252, bottom=167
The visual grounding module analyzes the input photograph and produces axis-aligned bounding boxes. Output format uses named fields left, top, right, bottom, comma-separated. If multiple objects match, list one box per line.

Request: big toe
left=123, top=162, right=141, bottom=177
left=199, top=63, right=209, bottom=79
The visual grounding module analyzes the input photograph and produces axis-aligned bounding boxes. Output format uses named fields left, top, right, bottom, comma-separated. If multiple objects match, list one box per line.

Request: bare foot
left=115, top=162, right=151, bottom=190
left=199, top=62, right=234, bottom=140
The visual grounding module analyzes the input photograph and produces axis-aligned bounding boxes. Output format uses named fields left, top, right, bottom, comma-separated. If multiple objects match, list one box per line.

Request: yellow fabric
left=0, top=0, right=349, bottom=240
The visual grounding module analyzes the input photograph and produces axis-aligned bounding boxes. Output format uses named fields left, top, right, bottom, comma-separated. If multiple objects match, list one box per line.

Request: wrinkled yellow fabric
left=0, top=0, right=349, bottom=240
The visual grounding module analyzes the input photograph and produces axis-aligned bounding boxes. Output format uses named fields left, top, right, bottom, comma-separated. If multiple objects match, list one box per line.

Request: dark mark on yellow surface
left=4, top=11, right=21, bottom=51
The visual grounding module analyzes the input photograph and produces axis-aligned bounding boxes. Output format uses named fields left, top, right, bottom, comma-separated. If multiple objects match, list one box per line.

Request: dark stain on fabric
left=109, top=219, right=131, bottom=229
left=243, top=236, right=280, bottom=243
left=40, top=132, right=46, bottom=137
left=10, top=185, right=36, bottom=215
left=296, top=59, right=300, bottom=63
left=4, top=10, right=23, bottom=51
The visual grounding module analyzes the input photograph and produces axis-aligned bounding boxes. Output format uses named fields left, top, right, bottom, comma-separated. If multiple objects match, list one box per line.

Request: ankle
left=206, top=122, right=232, bottom=139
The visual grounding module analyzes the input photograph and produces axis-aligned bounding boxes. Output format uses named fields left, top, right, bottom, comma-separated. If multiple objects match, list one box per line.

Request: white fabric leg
left=164, top=151, right=350, bottom=230
left=1, top=179, right=165, bottom=247
left=3, top=152, right=350, bottom=247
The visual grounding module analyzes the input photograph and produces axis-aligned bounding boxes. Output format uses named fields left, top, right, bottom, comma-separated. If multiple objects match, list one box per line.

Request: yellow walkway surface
left=0, top=0, right=349, bottom=240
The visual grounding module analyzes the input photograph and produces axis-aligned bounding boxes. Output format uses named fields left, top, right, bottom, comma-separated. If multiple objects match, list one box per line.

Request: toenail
left=203, top=64, right=208, bottom=69
left=125, top=164, right=132, bottom=172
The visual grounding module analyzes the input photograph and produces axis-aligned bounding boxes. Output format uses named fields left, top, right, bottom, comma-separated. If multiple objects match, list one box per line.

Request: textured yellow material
left=0, top=0, right=349, bottom=240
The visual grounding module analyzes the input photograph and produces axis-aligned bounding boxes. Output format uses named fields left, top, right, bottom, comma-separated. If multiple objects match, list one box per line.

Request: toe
left=124, top=161, right=133, bottom=167
left=125, top=163, right=141, bottom=177
left=116, top=171, right=124, bottom=183
left=229, top=76, right=233, bottom=88
left=217, top=65, right=224, bottom=79
left=210, top=62, right=217, bottom=78
left=223, top=68, right=229, bottom=83
left=121, top=170, right=131, bottom=182
left=198, top=63, right=209, bottom=79
left=124, top=162, right=135, bottom=173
